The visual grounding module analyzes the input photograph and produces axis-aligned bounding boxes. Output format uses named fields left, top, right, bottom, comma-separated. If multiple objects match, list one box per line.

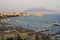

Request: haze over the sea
left=0, top=0, right=60, bottom=12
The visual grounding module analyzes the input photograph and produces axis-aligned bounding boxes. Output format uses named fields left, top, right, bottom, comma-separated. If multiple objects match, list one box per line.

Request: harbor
left=0, top=23, right=56, bottom=40
left=0, top=14, right=60, bottom=40
left=0, top=0, right=60, bottom=40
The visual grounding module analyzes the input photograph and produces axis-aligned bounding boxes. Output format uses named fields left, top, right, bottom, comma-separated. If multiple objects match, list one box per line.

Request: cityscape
left=0, top=12, right=60, bottom=40
left=0, top=0, right=60, bottom=40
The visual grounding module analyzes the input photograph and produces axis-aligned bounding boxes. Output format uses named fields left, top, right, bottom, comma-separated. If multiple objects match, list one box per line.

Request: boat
left=6, top=18, right=11, bottom=21
left=16, top=20, right=21, bottom=24
left=53, top=23, right=60, bottom=26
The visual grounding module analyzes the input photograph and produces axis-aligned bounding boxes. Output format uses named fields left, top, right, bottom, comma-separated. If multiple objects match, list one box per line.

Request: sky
left=0, top=0, right=60, bottom=12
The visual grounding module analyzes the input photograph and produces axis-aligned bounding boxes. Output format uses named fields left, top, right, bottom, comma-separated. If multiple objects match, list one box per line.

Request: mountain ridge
left=24, top=7, right=56, bottom=12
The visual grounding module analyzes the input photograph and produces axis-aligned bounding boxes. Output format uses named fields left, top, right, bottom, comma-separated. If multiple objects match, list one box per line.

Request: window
left=6, top=38, right=13, bottom=40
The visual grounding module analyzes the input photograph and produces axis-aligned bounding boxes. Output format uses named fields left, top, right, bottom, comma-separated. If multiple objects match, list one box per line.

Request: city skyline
left=0, top=0, right=60, bottom=12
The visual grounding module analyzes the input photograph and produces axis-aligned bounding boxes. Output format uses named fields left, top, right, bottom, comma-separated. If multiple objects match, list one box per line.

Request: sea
left=2, top=14, right=60, bottom=35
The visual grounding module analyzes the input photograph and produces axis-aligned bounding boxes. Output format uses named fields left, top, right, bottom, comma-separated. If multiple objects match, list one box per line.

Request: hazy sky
left=0, top=0, right=60, bottom=12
